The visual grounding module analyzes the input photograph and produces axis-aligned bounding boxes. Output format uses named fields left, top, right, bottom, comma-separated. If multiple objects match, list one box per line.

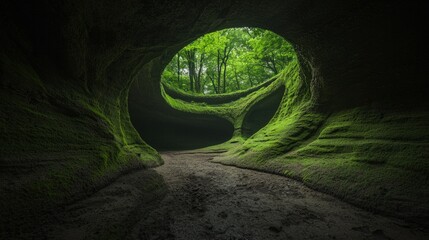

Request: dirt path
left=44, top=151, right=427, bottom=240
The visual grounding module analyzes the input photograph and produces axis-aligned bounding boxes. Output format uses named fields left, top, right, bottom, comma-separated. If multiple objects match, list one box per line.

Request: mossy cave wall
left=1, top=0, right=428, bottom=233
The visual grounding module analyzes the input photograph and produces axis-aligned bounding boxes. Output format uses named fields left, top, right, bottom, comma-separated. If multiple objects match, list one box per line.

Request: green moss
left=160, top=55, right=429, bottom=221
left=214, top=107, right=429, bottom=221
left=162, top=75, right=278, bottom=105
left=163, top=61, right=301, bottom=137
left=0, top=54, right=163, bottom=232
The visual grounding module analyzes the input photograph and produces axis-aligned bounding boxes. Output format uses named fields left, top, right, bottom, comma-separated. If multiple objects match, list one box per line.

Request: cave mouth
left=160, top=27, right=295, bottom=95
left=131, top=27, right=298, bottom=151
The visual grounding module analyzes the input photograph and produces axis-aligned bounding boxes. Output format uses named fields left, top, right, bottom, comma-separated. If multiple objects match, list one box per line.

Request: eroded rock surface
left=1, top=0, right=427, bottom=236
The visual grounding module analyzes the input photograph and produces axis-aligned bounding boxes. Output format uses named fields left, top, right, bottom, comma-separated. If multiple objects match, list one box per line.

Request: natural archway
left=130, top=27, right=295, bottom=150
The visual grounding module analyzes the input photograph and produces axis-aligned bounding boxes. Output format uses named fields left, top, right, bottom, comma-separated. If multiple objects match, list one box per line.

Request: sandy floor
left=43, top=151, right=427, bottom=240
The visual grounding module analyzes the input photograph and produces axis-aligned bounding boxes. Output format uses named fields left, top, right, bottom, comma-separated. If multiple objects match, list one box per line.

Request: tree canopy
left=161, top=27, right=296, bottom=94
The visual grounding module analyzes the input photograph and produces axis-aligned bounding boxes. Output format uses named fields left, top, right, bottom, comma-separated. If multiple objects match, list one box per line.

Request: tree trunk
left=208, top=74, right=218, bottom=94
left=188, top=59, right=194, bottom=92
left=246, top=66, right=254, bottom=87
left=221, top=47, right=232, bottom=93
left=185, top=49, right=196, bottom=92
left=195, top=53, right=205, bottom=93
left=234, top=68, right=240, bottom=90
left=176, top=54, right=181, bottom=84
left=216, top=50, right=221, bottom=94
left=223, top=61, right=227, bottom=93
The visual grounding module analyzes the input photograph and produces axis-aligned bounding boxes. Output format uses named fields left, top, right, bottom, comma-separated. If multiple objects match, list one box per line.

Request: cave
left=1, top=0, right=428, bottom=239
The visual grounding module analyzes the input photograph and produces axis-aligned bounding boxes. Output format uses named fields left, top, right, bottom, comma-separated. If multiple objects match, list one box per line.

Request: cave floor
left=43, top=151, right=427, bottom=240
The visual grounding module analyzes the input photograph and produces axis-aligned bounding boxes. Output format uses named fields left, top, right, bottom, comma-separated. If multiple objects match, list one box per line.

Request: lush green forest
left=161, top=28, right=296, bottom=94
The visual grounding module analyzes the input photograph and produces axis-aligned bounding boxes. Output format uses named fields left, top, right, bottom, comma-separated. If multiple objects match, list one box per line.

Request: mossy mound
left=0, top=45, right=162, bottom=234
left=214, top=107, right=429, bottom=223
left=161, top=58, right=429, bottom=224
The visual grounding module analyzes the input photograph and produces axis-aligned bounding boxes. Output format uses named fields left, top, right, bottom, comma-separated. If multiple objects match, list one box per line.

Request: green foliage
left=161, top=27, right=295, bottom=94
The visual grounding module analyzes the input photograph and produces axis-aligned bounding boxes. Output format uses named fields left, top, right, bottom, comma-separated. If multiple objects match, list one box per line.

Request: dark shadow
left=242, top=86, right=285, bottom=138
left=130, top=105, right=234, bottom=151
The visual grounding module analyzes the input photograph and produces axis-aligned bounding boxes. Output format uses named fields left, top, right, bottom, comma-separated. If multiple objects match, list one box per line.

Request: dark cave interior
left=0, top=0, right=428, bottom=239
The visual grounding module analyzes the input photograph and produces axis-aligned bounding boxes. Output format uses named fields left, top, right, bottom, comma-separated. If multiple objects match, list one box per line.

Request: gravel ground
left=41, top=151, right=427, bottom=240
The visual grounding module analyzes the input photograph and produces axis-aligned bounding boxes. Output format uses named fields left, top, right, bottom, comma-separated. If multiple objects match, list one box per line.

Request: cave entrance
left=131, top=27, right=296, bottom=151
left=161, top=27, right=294, bottom=95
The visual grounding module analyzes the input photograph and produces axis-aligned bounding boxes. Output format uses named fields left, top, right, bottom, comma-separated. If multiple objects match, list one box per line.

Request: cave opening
left=130, top=27, right=298, bottom=151
left=161, top=27, right=294, bottom=95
